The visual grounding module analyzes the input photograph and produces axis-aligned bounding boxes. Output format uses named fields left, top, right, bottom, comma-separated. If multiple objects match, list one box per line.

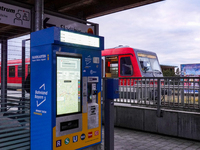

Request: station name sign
left=0, top=2, right=31, bottom=28
left=44, top=14, right=95, bottom=35
left=60, top=30, right=100, bottom=48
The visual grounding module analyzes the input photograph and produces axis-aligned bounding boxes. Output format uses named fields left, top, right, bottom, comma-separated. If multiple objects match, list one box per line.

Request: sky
left=89, top=0, right=200, bottom=68
left=7, top=35, right=30, bottom=60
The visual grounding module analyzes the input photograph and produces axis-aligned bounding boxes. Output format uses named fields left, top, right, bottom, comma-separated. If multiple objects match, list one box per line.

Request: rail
left=103, top=77, right=200, bottom=112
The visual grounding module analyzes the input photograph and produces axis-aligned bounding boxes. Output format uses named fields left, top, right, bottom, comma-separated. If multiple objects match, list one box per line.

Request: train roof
left=102, top=46, right=157, bottom=57
left=0, top=58, right=30, bottom=66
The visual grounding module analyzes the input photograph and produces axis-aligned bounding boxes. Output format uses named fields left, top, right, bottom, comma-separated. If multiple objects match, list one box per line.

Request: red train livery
left=0, top=58, right=30, bottom=87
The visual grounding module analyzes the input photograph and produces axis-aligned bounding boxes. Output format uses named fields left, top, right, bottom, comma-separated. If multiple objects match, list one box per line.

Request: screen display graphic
left=57, top=56, right=81, bottom=115
left=60, top=30, right=100, bottom=48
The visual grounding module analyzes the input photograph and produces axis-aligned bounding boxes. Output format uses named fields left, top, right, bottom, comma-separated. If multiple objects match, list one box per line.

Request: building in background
left=160, top=64, right=178, bottom=76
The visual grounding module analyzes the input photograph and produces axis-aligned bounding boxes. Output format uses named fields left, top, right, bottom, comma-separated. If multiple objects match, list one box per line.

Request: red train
left=102, top=46, right=163, bottom=79
left=0, top=58, right=30, bottom=87
left=102, top=46, right=165, bottom=99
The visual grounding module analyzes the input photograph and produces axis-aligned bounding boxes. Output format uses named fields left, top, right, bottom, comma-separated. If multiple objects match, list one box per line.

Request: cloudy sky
left=89, top=0, right=200, bottom=68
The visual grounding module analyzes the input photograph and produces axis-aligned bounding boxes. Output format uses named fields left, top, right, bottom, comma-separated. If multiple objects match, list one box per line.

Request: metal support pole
left=22, top=40, right=25, bottom=98
left=181, top=89, right=184, bottom=106
left=21, top=40, right=26, bottom=113
left=199, top=80, right=200, bottom=109
left=1, top=38, right=7, bottom=112
left=157, top=78, right=162, bottom=117
left=104, top=79, right=114, bottom=150
left=35, top=0, right=44, bottom=31
left=94, top=23, right=99, bottom=36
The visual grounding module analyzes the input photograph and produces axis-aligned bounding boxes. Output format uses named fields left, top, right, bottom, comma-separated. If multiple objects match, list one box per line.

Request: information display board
left=181, top=64, right=200, bottom=93
left=57, top=55, right=82, bottom=115
left=60, top=30, right=99, bottom=47
left=181, top=64, right=200, bottom=77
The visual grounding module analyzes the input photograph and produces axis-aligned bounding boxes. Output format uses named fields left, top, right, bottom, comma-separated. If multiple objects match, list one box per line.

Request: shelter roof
left=14, top=0, right=163, bottom=19
left=0, top=0, right=163, bottom=38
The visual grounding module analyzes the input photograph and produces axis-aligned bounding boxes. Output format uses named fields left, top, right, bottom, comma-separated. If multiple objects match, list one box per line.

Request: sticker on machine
left=33, top=83, right=48, bottom=115
left=32, top=54, right=47, bottom=62
left=90, top=70, right=97, bottom=75
left=85, top=55, right=92, bottom=69
left=93, top=57, right=99, bottom=64
left=85, top=55, right=92, bottom=65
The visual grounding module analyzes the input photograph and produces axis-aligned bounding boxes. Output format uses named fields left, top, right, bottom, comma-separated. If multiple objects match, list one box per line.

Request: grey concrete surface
left=101, top=126, right=200, bottom=150
left=113, top=104, right=200, bottom=141
left=84, top=144, right=101, bottom=150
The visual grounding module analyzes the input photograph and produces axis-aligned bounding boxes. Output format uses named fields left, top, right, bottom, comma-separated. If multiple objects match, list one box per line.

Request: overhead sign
left=0, top=2, right=31, bottom=28
left=44, top=14, right=95, bottom=34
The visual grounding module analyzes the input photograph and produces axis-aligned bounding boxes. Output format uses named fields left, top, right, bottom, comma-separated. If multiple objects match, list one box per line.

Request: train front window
left=138, top=53, right=161, bottom=73
left=138, top=57, right=152, bottom=72
left=149, top=59, right=161, bottom=72
left=120, top=57, right=133, bottom=76
left=9, top=66, right=15, bottom=77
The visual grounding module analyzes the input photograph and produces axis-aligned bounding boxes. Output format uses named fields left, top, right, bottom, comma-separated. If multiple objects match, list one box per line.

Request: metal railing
left=104, top=77, right=200, bottom=112
left=0, top=91, right=30, bottom=149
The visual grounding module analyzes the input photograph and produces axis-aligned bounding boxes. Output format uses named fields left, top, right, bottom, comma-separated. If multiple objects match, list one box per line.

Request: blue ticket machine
left=30, top=27, right=104, bottom=150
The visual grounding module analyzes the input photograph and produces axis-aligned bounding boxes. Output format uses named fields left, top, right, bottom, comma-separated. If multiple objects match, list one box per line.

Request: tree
left=162, top=69, right=175, bottom=77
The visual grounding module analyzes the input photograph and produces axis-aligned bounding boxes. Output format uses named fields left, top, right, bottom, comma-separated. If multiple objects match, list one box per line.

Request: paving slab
left=101, top=127, right=200, bottom=150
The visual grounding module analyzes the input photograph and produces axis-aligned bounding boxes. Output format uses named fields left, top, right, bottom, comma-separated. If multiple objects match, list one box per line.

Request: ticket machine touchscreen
left=56, top=55, right=82, bottom=115
left=56, top=53, right=82, bottom=137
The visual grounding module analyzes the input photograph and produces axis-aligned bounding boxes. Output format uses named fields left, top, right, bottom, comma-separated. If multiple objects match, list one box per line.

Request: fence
left=0, top=35, right=30, bottom=150
left=105, top=77, right=200, bottom=112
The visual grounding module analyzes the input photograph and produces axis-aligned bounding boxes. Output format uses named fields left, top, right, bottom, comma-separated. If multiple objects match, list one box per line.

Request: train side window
left=105, top=56, right=118, bottom=77
left=120, top=57, right=133, bottom=76
left=9, top=66, right=15, bottom=77
left=18, top=65, right=22, bottom=77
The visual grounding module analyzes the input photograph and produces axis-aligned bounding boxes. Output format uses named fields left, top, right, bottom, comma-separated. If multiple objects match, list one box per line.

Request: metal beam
left=1, top=38, right=7, bottom=112
left=59, top=0, right=94, bottom=12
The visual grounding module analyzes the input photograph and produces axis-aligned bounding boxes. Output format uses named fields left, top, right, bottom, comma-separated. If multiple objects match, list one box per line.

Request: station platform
left=101, top=127, right=200, bottom=150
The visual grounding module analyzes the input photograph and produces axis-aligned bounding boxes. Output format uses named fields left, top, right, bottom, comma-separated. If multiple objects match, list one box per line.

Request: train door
left=118, top=54, right=135, bottom=99
left=104, top=56, right=118, bottom=78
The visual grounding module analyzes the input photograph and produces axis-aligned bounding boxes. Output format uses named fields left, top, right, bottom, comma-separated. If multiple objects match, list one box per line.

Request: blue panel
left=106, top=79, right=119, bottom=99
left=31, top=45, right=53, bottom=150
left=31, top=27, right=104, bottom=51
left=31, top=28, right=55, bottom=47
